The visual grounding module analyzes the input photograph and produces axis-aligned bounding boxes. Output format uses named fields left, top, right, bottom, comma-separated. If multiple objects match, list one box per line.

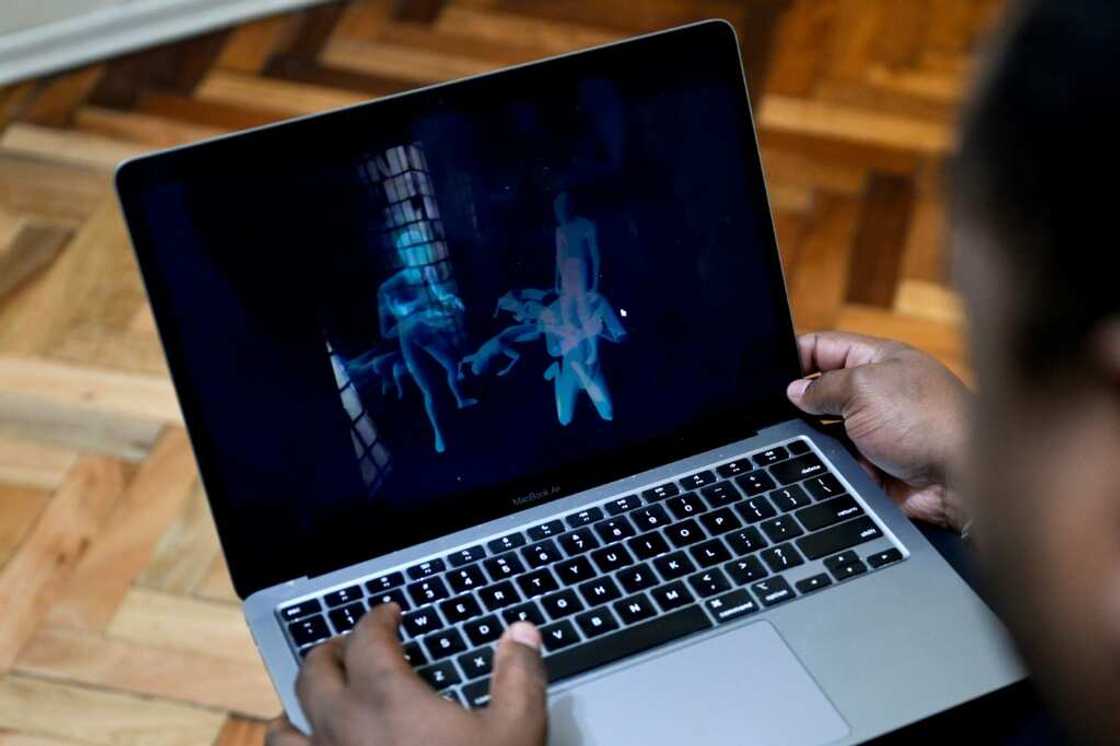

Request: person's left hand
left=266, top=603, right=548, bottom=746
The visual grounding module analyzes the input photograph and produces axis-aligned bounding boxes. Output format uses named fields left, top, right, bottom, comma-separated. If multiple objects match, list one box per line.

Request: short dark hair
left=952, top=0, right=1120, bottom=374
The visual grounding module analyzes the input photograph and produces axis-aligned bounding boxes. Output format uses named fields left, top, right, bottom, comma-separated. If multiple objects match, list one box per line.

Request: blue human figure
left=459, top=290, right=550, bottom=378
left=378, top=261, right=476, bottom=453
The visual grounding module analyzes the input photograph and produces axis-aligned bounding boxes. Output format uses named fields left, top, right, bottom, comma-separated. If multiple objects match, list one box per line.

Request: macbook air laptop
left=116, top=20, right=1023, bottom=744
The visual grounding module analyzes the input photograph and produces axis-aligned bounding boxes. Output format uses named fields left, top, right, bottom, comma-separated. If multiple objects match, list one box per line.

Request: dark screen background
left=124, top=23, right=801, bottom=597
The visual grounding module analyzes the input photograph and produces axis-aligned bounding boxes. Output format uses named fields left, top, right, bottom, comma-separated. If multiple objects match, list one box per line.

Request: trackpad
left=548, top=621, right=849, bottom=746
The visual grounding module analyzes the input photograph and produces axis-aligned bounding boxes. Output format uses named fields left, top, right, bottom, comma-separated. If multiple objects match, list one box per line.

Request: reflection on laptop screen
left=127, top=26, right=799, bottom=594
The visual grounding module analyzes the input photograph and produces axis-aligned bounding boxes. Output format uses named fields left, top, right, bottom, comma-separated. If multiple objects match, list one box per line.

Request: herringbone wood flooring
left=0, top=1, right=1002, bottom=743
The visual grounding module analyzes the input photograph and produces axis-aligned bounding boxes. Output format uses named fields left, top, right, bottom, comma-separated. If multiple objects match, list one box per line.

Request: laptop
left=116, top=20, right=1023, bottom=745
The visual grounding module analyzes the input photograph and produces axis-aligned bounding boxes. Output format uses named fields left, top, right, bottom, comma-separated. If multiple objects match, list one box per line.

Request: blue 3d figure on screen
left=376, top=240, right=477, bottom=453
left=464, top=192, right=625, bottom=426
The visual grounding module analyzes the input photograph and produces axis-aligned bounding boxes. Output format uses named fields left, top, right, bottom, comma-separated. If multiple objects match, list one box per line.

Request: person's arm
left=786, top=331, right=970, bottom=532
left=267, top=604, right=547, bottom=746
left=586, top=222, right=600, bottom=293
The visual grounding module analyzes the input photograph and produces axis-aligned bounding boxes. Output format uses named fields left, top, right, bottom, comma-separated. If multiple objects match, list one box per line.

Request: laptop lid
left=116, top=20, right=801, bottom=599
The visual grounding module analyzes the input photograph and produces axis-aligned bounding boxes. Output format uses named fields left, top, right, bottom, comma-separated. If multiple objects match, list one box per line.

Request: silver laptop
left=116, top=20, right=1023, bottom=744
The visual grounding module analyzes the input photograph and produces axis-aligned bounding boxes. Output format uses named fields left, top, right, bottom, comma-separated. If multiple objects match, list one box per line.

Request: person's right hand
left=785, top=331, right=970, bottom=532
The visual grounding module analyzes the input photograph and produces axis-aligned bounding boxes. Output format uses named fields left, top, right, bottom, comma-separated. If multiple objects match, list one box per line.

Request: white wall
left=0, top=0, right=329, bottom=85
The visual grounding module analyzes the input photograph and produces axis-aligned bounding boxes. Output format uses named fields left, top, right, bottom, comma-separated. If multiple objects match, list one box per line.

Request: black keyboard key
left=407, top=577, right=450, bottom=606
left=527, top=520, right=565, bottom=541
left=795, top=573, right=832, bottom=594
left=558, top=527, right=600, bottom=556
left=578, top=576, right=622, bottom=607
left=280, top=599, right=322, bottom=622
left=751, top=576, right=795, bottom=607
left=590, top=544, right=634, bottom=574
left=666, top=492, right=706, bottom=520
left=797, top=516, right=883, bottom=560
left=545, top=606, right=712, bottom=684
left=369, top=587, right=410, bottom=612
left=457, top=647, right=494, bottom=680
left=365, top=573, right=404, bottom=594
left=796, top=495, right=864, bottom=532
left=823, top=551, right=861, bottom=571
left=650, top=580, right=695, bottom=611
left=804, top=474, right=846, bottom=500
left=417, top=660, right=460, bottom=690
left=715, top=459, right=751, bottom=479
left=664, top=518, right=704, bottom=547
left=487, top=532, right=525, bottom=554
left=652, top=550, right=696, bottom=580
left=725, top=555, right=768, bottom=585
left=502, top=601, right=546, bottom=626
left=565, top=507, right=604, bottom=528
left=540, top=619, right=580, bottom=651
left=627, top=532, right=670, bottom=560
left=401, top=608, right=444, bottom=637
left=641, top=482, right=680, bottom=502
left=736, top=496, right=778, bottom=524
left=575, top=607, right=620, bottom=638
left=521, top=539, right=562, bottom=568
left=617, top=562, right=659, bottom=594
left=687, top=568, right=731, bottom=598
left=516, top=568, right=559, bottom=597
left=614, top=593, right=658, bottom=625
left=761, top=543, right=804, bottom=572
left=829, top=558, right=868, bottom=581
left=761, top=516, right=805, bottom=543
left=442, top=687, right=464, bottom=706
left=753, top=446, right=789, bottom=467
left=328, top=602, right=366, bottom=633
left=630, top=504, right=671, bottom=532
left=447, top=564, right=487, bottom=594
left=593, top=516, right=636, bottom=543
left=689, top=538, right=732, bottom=568
left=541, top=589, right=584, bottom=620
left=867, top=548, right=903, bottom=568
left=554, top=556, right=597, bottom=586
left=463, top=615, right=502, bottom=646
left=483, top=552, right=525, bottom=582
left=787, top=439, right=811, bottom=455
left=423, top=628, right=467, bottom=660
left=769, top=485, right=812, bottom=512
left=770, top=454, right=826, bottom=485
left=407, top=559, right=446, bottom=580
left=706, top=588, right=759, bottom=623
left=699, top=507, right=742, bottom=536
left=679, top=470, right=716, bottom=490
left=736, top=470, right=776, bottom=496
left=289, top=615, right=330, bottom=646
left=402, top=640, right=426, bottom=667
left=461, top=679, right=489, bottom=708
left=604, top=495, right=641, bottom=515
left=700, top=481, right=741, bottom=508
left=725, top=527, right=768, bottom=556
left=323, top=585, right=363, bottom=608
left=439, top=594, right=483, bottom=624
left=447, top=545, right=486, bottom=567
left=477, top=580, right=520, bottom=611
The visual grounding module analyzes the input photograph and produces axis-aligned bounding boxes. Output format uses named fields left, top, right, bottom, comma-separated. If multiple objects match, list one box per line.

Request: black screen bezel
left=116, top=20, right=803, bottom=598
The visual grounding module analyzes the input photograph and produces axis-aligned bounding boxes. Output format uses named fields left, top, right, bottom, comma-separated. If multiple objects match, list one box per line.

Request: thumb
left=786, top=368, right=860, bottom=417
left=485, top=622, right=548, bottom=739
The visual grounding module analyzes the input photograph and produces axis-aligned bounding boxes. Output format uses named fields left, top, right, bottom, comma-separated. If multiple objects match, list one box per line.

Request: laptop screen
left=118, top=21, right=801, bottom=597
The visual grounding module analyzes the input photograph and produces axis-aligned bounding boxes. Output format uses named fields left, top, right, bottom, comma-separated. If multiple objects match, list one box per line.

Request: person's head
left=553, top=191, right=571, bottom=223
left=951, top=0, right=1120, bottom=740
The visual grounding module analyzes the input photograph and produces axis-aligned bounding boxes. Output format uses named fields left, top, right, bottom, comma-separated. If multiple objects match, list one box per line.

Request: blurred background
left=0, top=1, right=1001, bottom=743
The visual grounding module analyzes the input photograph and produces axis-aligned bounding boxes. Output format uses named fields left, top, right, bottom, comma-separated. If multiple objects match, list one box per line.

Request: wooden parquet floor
left=0, top=1, right=1003, bottom=743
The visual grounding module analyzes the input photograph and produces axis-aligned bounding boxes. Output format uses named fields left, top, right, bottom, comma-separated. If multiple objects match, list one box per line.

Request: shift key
left=796, top=516, right=883, bottom=560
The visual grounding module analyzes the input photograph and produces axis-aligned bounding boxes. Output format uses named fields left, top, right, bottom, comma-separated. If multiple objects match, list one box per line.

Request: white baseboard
left=0, top=0, right=332, bottom=86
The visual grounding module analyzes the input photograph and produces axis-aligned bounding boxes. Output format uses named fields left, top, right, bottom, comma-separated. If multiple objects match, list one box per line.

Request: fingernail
left=507, top=621, right=541, bottom=650
left=787, top=378, right=811, bottom=399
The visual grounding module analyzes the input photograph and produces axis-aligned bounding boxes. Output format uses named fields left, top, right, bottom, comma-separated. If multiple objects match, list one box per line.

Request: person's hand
left=266, top=603, right=547, bottom=746
left=786, top=331, right=970, bottom=532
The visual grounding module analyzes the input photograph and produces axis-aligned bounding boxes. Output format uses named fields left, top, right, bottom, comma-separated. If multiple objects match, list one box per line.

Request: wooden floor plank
left=0, top=484, right=51, bottom=569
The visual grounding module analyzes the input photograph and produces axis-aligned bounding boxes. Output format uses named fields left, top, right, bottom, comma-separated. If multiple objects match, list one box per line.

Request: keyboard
left=278, top=437, right=906, bottom=707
